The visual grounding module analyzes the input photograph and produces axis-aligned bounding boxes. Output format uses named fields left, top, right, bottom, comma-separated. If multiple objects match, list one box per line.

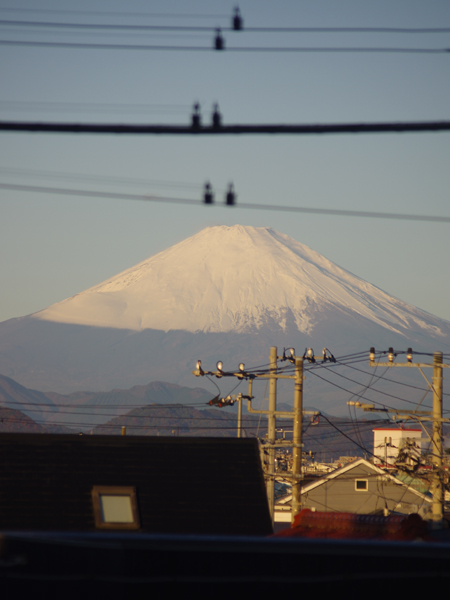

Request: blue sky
left=1, top=0, right=450, bottom=326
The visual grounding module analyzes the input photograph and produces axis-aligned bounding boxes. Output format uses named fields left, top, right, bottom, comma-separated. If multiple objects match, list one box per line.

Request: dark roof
left=0, top=433, right=272, bottom=536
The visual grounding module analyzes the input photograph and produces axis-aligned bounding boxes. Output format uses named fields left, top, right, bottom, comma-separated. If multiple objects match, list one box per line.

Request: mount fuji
left=1, top=225, right=449, bottom=406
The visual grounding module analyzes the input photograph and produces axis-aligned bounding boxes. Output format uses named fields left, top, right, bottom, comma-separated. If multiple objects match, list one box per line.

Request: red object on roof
left=272, top=509, right=426, bottom=541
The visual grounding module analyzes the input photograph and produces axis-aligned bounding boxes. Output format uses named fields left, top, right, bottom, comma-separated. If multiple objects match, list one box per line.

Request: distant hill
left=90, top=403, right=382, bottom=460
left=2, top=373, right=441, bottom=462
left=0, top=374, right=216, bottom=429
left=0, top=405, right=74, bottom=434
left=0, top=406, right=44, bottom=433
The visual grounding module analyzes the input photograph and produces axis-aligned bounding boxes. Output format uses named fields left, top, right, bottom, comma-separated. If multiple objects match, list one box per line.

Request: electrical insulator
left=370, top=347, right=375, bottom=362
left=407, top=348, right=413, bottom=363
left=212, top=103, right=221, bottom=127
left=239, top=363, right=245, bottom=372
left=305, top=348, right=315, bottom=363
left=216, top=361, right=223, bottom=372
left=192, top=102, right=201, bottom=128
left=214, top=28, right=225, bottom=50
left=195, top=359, right=204, bottom=376
left=225, top=183, right=235, bottom=206
left=388, top=347, right=394, bottom=363
left=218, top=395, right=235, bottom=408
left=232, top=6, right=243, bottom=30
left=203, top=182, right=214, bottom=204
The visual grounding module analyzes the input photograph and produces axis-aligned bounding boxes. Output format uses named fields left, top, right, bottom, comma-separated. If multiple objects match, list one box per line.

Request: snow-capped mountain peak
left=32, top=225, right=446, bottom=338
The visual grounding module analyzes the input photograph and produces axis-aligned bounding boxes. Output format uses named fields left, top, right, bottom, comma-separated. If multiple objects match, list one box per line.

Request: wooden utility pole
left=192, top=347, right=322, bottom=526
left=266, top=346, right=278, bottom=521
left=351, top=348, right=449, bottom=529
left=291, top=357, right=304, bottom=521
left=431, top=352, right=444, bottom=527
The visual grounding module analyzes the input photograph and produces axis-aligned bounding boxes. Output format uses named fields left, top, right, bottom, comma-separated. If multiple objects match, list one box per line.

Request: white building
left=373, top=427, right=421, bottom=466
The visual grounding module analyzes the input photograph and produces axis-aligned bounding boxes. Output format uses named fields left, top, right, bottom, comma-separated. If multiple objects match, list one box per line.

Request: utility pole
left=193, top=346, right=327, bottom=526
left=291, top=356, right=303, bottom=521
left=237, top=392, right=243, bottom=438
left=432, top=351, right=444, bottom=527
left=207, top=392, right=243, bottom=437
left=266, top=346, right=278, bottom=521
left=350, top=348, right=449, bottom=529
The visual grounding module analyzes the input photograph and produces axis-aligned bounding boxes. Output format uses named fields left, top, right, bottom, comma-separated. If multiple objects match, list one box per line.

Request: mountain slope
left=0, top=225, right=449, bottom=399
left=31, top=225, right=447, bottom=339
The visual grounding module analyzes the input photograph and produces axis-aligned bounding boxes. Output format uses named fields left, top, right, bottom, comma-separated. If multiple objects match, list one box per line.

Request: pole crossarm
left=391, top=414, right=449, bottom=423
left=193, top=369, right=303, bottom=380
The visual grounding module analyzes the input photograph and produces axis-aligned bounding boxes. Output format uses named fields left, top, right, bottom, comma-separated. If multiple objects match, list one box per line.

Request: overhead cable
left=2, top=183, right=450, bottom=224
left=0, top=39, right=448, bottom=53
left=2, top=119, right=450, bottom=135
left=2, top=20, right=450, bottom=34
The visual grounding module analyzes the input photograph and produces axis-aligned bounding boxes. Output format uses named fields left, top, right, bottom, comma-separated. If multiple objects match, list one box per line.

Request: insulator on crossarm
left=225, top=183, right=236, bottom=206
left=323, top=348, right=336, bottom=363
left=407, top=348, right=413, bottom=363
left=214, top=28, right=225, bottom=50
left=195, top=359, right=204, bottom=376
left=191, top=102, right=201, bottom=128
left=212, top=103, right=222, bottom=128
left=232, top=6, right=243, bottom=30
left=305, top=348, right=315, bottom=363
left=203, top=182, right=214, bottom=204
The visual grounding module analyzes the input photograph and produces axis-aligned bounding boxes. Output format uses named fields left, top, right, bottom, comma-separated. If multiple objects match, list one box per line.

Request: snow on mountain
left=1, top=224, right=449, bottom=398
left=32, top=225, right=446, bottom=339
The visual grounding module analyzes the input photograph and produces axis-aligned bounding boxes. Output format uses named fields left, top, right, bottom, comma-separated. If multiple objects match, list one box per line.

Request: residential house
left=275, top=458, right=431, bottom=522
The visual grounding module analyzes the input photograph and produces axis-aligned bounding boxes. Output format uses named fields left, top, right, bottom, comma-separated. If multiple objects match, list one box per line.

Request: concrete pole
left=291, top=356, right=303, bottom=523
left=431, top=351, right=444, bottom=528
left=237, top=394, right=242, bottom=438
left=266, top=346, right=278, bottom=524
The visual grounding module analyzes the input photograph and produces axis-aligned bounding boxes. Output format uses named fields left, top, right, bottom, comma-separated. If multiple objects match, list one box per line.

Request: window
left=92, top=486, right=140, bottom=529
left=355, top=479, right=368, bottom=491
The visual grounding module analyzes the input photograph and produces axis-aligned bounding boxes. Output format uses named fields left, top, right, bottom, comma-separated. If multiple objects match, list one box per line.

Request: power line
left=0, top=20, right=220, bottom=31
left=2, top=182, right=450, bottom=224
left=0, top=9, right=228, bottom=20
left=0, top=101, right=191, bottom=114
left=344, top=361, right=450, bottom=399
left=2, top=119, right=450, bottom=135
left=1, top=39, right=449, bottom=53
left=3, top=20, right=450, bottom=34
left=0, top=166, right=203, bottom=191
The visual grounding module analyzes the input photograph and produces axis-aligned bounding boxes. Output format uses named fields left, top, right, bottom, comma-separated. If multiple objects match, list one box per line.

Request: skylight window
left=92, top=486, right=140, bottom=529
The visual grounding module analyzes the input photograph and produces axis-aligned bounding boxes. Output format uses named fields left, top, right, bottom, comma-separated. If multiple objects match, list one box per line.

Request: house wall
left=301, top=464, right=430, bottom=517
